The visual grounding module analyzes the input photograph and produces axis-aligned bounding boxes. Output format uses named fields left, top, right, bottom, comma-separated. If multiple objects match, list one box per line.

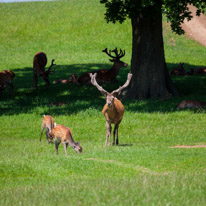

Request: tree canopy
left=100, top=0, right=206, bottom=35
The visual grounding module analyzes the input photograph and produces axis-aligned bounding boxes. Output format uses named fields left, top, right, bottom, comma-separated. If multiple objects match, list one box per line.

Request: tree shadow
left=0, top=63, right=206, bottom=116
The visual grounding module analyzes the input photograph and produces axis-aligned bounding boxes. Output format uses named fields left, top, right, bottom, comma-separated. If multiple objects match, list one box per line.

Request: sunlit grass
left=0, top=0, right=206, bottom=205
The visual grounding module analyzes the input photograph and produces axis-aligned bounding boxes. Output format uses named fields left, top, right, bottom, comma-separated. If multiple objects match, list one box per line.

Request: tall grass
left=0, top=0, right=206, bottom=205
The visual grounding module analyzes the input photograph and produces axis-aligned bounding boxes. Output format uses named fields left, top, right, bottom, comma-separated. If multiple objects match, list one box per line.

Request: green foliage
left=100, top=0, right=206, bottom=34
left=0, top=0, right=206, bottom=205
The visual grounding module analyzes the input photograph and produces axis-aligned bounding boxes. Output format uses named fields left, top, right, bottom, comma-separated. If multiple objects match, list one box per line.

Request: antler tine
left=111, top=73, right=133, bottom=96
left=102, top=48, right=116, bottom=59
left=90, top=73, right=108, bottom=96
left=47, top=59, right=56, bottom=73
left=118, top=49, right=125, bottom=59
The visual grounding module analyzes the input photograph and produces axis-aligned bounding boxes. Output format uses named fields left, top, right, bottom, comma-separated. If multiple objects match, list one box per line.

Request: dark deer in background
left=68, top=48, right=128, bottom=85
left=0, top=70, right=15, bottom=95
left=90, top=72, right=132, bottom=146
left=176, top=100, right=206, bottom=109
left=170, top=62, right=186, bottom=76
left=33, top=52, right=56, bottom=88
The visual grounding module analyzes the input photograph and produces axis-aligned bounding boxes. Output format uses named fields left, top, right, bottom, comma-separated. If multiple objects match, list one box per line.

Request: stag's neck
left=109, top=64, right=120, bottom=77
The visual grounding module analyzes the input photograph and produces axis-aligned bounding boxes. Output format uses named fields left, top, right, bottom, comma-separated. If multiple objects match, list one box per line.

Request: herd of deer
left=1, top=49, right=205, bottom=155
left=170, top=62, right=206, bottom=76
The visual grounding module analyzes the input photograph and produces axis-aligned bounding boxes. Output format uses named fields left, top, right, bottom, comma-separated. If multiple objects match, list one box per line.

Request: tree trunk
left=122, top=6, right=179, bottom=99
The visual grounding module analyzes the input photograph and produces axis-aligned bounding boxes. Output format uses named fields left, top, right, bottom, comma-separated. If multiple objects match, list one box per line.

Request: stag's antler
left=102, top=48, right=125, bottom=60
left=111, top=73, right=133, bottom=96
left=46, top=59, right=56, bottom=74
left=90, top=73, right=108, bottom=96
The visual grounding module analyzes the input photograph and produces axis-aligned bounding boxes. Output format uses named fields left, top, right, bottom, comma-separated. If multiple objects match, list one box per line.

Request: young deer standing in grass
left=90, top=72, right=132, bottom=146
left=40, top=115, right=55, bottom=143
left=49, top=124, right=82, bottom=155
left=69, top=48, right=128, bottom=85
left=33, top=52, right=56, bottom=89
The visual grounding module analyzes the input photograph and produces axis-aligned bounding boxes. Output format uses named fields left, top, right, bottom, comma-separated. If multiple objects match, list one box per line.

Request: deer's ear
left=112, top=91, right=120, bottom=97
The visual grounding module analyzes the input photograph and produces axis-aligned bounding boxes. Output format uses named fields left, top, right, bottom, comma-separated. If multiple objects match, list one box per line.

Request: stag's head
left=74, top=142, right=82, bottom=153
left=41, top=59, right=56, bottom=85
left=90, top=72, right=133, bottom=106
left=102, top=48, right=128, bottom=68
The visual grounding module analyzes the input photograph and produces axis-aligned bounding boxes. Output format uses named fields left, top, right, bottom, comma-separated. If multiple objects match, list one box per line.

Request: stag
left=69, top=48, right=128, bottom=85
left=33, top=52, right=56, bottom=89
left=49, top=124, right=82, bottom=155
left=90, top=72, right=132, bottom=146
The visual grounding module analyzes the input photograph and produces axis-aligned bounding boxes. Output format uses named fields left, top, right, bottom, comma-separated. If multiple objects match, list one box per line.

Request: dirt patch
left=182, top=5, right=206, bottom=47
left=170, top=145, right=206, bottom=148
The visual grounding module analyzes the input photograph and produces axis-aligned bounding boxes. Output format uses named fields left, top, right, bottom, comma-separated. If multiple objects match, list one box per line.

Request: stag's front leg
left=105, top=121, right=111, bottom=146
left=115, top=124, right=119, bottom=145
left=33, top=72, right=38, bottom=89
left=113, top=124, right=119, bottom=145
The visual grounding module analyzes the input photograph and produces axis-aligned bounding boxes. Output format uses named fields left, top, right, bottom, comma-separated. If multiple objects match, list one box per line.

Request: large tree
left=100, top=0, right=206, bottom=99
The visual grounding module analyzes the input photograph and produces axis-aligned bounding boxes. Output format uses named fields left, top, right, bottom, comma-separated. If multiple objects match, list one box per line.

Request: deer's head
left=102, top=48, right=128, bottom=68
left=90, top=72, right=133, bottom=107
left=74, top=142, right=82, bottom=153
left=41, top=59, right=56, bottom=85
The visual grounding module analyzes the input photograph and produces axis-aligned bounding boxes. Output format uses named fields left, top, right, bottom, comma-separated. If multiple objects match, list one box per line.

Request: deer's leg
left=54, top=139, right=60, bottom=155
left=115, top=125, right=119, bottom=145
left=63, top=142, right=68, bottom=156
left=40, top=126, right=45, bottom=142
left=33, top=72, right=38, bottom=89
left=113, top=124, right=118, bottom=145
left=46, top=129, right=50, bottom=144
left=105, top=121, right=111, bottom=146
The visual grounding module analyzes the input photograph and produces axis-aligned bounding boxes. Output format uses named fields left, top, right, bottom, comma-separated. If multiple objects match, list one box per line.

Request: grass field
left=0, top=0, right=206, bottom=205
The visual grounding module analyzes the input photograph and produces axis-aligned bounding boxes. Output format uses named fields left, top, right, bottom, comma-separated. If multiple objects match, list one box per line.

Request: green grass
left=0, top=0, right=206, bottom=205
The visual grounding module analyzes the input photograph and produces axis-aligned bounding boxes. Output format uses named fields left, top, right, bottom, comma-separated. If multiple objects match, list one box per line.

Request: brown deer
left=90, top=72, right=132, bottom=146
left=0, top=70, right=15, bottom=93
left=40, top=115, right=55, bottom=143
left=170, top=62, right=185, bottom=76
left=176, top=100, right=206, bottom=109
left=69, top=48, right=128, bottom=85
left=49, top=124, right=82, bottom=155
left=33, top=52, right=56, bottom=89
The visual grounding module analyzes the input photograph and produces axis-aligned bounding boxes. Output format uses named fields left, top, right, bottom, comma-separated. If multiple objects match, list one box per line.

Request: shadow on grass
left=0, top=63, right=206, bottom=116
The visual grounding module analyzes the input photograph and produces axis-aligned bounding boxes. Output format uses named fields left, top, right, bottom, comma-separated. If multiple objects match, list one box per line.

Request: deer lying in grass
left=0, top=70, right=15, bottom=94
left=170, top=62, right=185, bottom=76
left=176, top=100, right=206, bottom=109
left=49, top=124, right=82, bottom=155
left=40, top=115, right=55, bottom=143
left=69, top=48, right=128, bottom=85
left=90, top=72, right=132, bottom=146
left=33, top=52, right=56, bottom=89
